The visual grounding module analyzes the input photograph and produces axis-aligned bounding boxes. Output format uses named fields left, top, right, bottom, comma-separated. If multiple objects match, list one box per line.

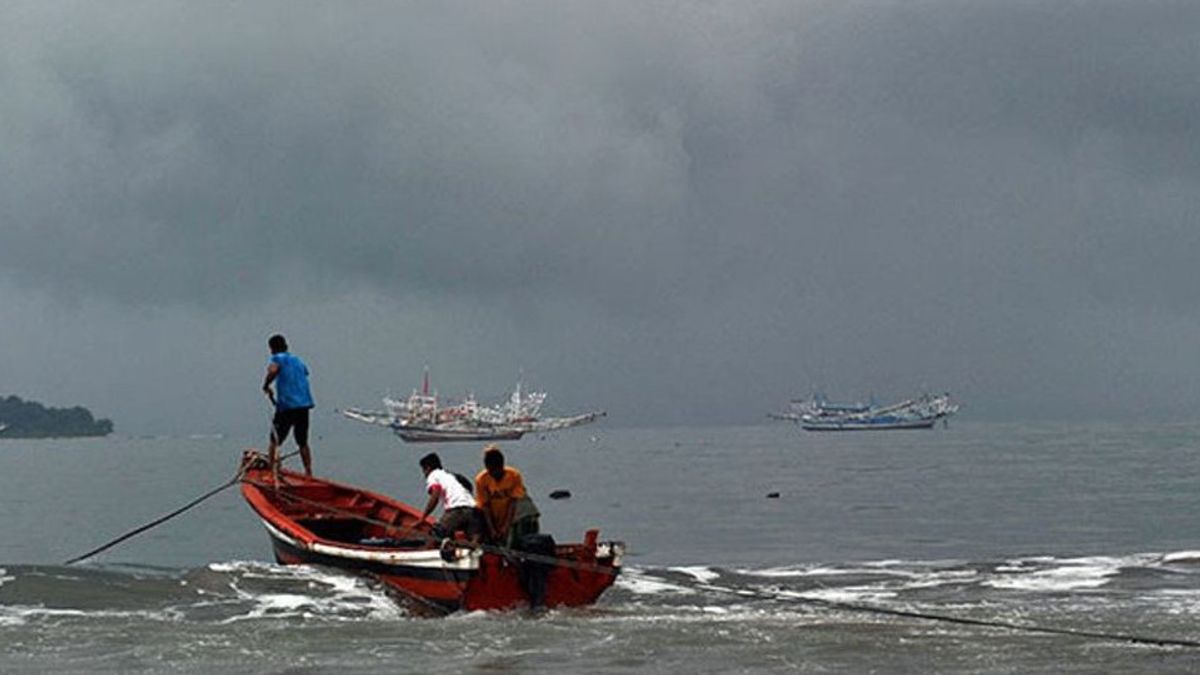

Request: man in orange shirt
left=474, top=445, right=539, bottom=547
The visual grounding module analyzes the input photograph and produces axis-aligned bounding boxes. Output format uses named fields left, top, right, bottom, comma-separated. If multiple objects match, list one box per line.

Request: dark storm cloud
left=2, top=2, right=702, bottom=309
left=3, top=1, right=1200, bottom=428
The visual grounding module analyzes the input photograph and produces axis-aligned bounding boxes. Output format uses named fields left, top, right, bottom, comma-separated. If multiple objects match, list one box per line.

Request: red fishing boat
left=237, top=451, right=624, bottom=613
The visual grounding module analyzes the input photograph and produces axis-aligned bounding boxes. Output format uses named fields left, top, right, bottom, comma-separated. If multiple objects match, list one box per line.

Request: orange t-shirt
left=474, top=467, right=527, bottom=528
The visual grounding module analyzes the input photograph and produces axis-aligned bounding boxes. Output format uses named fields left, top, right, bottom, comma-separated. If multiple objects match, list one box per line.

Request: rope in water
left=63, top=450, right=617, bottom=577
left=65, top=455, right=1200, bottom=648
left=63, top=450, right=301, bottom=566
left=687, top=579, right=1200, bottom=649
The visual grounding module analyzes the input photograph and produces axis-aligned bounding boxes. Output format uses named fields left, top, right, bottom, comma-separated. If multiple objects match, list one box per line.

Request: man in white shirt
left=418, top=452, right=483, bottom=545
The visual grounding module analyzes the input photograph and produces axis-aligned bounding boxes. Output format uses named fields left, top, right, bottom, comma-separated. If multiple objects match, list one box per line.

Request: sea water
left=3, top=421, right=1200, bottom=672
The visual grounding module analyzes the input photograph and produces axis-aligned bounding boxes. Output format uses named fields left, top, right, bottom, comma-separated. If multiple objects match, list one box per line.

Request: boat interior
left=263, top=479, right=435, bottom=549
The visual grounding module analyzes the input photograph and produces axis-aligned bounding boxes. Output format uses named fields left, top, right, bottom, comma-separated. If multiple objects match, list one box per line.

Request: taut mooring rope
left=64, top=450, right=300, bottom=566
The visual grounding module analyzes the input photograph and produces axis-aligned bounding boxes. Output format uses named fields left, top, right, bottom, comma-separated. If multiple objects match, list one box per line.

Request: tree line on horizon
left=0, top=395, right=113, bottom=438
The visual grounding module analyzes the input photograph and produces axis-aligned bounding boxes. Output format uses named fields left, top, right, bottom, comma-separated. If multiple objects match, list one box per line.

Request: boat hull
left=393, top=425, right=526, bottom=443
left=801, top=418, right=938, bottom=431
left=779, top=393, right=958, bottom=431
left=238, top=452, right=621, bottom=613
left=260, top=519, right=621, bottom=612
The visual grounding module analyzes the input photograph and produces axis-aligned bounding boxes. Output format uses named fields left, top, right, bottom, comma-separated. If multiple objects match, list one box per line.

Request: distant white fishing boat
left=342, top=369, right=604, bottom=443
left=772, top=392, right=958, bottom=431
left=0, top=423, right=7, bottom=435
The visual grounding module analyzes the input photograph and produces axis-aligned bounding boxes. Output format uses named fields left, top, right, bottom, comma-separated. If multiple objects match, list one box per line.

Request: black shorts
left=272, top=407, right=311, bottom=446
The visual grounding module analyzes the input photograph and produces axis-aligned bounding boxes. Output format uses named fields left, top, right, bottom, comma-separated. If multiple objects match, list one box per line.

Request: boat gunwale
left=240, top=467, right=439, bottom=555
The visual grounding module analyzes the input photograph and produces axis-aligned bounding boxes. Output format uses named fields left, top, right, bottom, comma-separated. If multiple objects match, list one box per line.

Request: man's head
left=419, top=452, right=442, bottom=475
left=482, top=444, right=505, bottom=478
left=268, top=334, right=288, bottom=354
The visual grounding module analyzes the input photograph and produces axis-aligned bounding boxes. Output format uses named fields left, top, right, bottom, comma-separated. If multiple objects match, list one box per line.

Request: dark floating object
left=549, top=490, right=572, bottom=500
left=766, top=492, right=781, bottom=499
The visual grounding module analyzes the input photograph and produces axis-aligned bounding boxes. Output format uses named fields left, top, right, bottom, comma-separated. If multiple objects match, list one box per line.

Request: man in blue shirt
left=262, top=334, right=315, bottom=483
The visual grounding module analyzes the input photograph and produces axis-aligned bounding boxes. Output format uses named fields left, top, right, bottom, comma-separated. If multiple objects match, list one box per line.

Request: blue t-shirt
left=270, top=352, right=314, bottom=411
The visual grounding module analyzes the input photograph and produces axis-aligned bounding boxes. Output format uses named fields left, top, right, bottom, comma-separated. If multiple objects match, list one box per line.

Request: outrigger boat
left=385, top=422, right=526, bottom=443
left=237, top=450, right=624, bottom=613
left=342, top=370, right=604, bottom=443
left=771, top=392, right=958, bottom=431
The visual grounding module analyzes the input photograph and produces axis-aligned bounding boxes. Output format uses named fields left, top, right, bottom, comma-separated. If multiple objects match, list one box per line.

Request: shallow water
left=4, top=421, right=1200, bottom=672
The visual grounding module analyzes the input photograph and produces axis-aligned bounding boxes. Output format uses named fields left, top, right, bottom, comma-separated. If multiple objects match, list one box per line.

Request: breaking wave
left=0, top=561, right=410, bottom=627
left=4, top=549, right=1200, bottom=629
left=612, top=550, right=1200, bottom=622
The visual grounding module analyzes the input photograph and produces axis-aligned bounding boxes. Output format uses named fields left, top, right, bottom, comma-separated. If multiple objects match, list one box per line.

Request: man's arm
left=498, top=500, right=516, bottom=537
left=262, top=362, right=280, bottom=405
left=419, top=484, right=441, bottom=522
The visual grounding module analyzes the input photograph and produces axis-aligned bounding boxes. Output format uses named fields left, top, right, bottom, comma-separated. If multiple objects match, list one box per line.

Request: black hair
left=268, top=334, right=288, bottom=353
left=483, top=447, right=505, bottom=470
left=419, top=452, right=442, bottom=471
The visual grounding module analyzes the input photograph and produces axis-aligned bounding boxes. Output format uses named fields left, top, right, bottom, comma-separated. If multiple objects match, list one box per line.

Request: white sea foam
left=734, top=565, right=829, bottom=578
left=1161, top=550, right=1200, bottom=565
left=892, top=569, right=979, bottom=590
left=995, top=556, right=1057, bottom=573
left=207, top=560, right=317, bottom=578
left=794, top=586, right=898, bottom=604
left=734, top=564, right=900, bottom=578
left=1143, top=589, right=1200, bottom=617
left=989, top=552, right=1172, bottom=592
left=616, top=569, right=694, bottom=596
left=736, top=563, right=951, bottom=583
left=668, top=566, right=720, bottom=583
left=737, top=555, right=1167, bottom=597
left=985, top=560, right=1117, bottom=591
left=0, top=605, right=183, bottom=626
left=207, top=560, right=407, bottom=622
left=0, top=607, right=28, bottom=627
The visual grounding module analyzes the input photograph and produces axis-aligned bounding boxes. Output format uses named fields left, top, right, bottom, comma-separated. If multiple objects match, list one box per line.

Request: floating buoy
left=549, top=489, right=572, bottom=500
left=766, top=492, right=780, bottom=499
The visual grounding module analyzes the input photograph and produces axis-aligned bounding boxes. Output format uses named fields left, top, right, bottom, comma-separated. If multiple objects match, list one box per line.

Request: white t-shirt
left=425, top=468, right=475, bottom=510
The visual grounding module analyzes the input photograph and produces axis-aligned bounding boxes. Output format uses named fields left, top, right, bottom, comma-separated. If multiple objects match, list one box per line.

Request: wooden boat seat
left=302, top=503, right=377, bottom=519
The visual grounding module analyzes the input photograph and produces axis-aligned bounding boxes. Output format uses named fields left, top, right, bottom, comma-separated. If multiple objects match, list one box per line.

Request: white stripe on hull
left=260, top=520, right=479, bottom=571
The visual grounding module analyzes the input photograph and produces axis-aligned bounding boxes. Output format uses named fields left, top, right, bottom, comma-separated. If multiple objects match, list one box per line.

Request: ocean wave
left=1160, top=550, right=1200, bottom=565
left=626, top=550, right=1200, bottom=609
left=666, top=566, right=720, bottom=583
left=0, top=604, right=184, bottom=627
left=615, top=569, right=696, bottom=596
left=985, top=553, right=1166, bottom=592
left=0, top=561, right=409, bottom=626
left=203, top=560, right=408, bottom=623
left=4, top=550, right=1199, bottom=629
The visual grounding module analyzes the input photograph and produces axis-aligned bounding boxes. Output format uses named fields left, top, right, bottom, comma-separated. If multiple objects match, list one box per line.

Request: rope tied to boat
left=63, top=450, right=300, bottom=566
left=60, top=453, right=1200, bottom=647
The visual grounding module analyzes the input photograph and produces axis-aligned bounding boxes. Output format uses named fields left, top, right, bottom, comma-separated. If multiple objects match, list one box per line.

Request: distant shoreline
left=0, top=395, right=113, bottom=439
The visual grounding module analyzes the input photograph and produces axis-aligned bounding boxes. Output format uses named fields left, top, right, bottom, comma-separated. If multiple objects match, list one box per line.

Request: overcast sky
left=3, top=1, right=1200, bottom=435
